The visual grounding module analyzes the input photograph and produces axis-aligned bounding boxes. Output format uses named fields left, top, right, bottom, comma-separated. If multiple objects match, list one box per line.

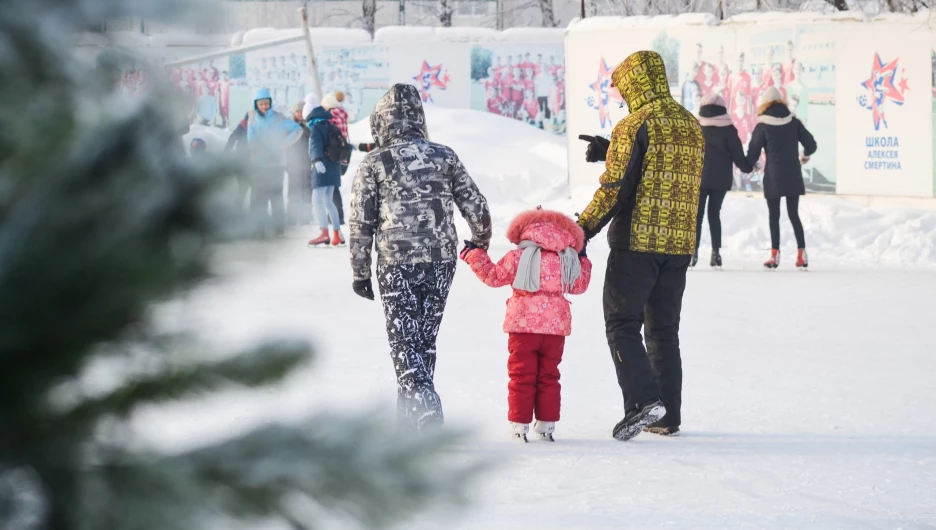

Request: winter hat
left=189, top=138, right=206, bottom=153
left=700, top=93, right=727, bottom=108
left=322, top=92, right=342, bottom=110
left=760, top=86, right=784, bottom=105
left=301, top=92, right=320, bottom=119
left=291, top=100, right=305, bottom=113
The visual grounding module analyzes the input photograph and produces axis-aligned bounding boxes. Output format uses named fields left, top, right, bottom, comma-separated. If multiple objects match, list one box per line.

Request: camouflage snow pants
left=377, top=261, right=456, bottom=431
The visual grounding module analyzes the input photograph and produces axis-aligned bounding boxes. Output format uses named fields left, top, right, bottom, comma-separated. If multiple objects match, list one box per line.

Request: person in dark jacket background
left=350, top=83, right=492, bottom=431
left=224, top=112, right=251, bottom=212
left=306, top=106, right=343, bottom=247
left=695, top=93, right=753, bottom=269
left=287, top=101, right=312, bottom=226
left=746, top=86, right=817, bottom=270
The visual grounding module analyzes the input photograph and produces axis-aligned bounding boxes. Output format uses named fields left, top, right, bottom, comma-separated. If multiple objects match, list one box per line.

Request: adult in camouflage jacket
left=577, top=51, right=704, bottom=440
left=349, top=83, right=492, bottom=430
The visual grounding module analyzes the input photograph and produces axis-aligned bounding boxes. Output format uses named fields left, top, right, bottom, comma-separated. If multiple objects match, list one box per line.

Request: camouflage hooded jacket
left=349, top=84, right=492, bottom=281
left=578, top=51, right=704, bottom=255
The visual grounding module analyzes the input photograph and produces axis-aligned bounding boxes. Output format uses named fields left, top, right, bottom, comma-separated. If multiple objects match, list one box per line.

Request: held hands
left=313, top=160, right=327, bottom=173
left=578, top=135, right=611, bottom=163
left=352, top=279, right=375, bottom=301
left=358, top=143, right=376, bottom=153
left=800, top=155, right=811, bottom=166
left=459, top=240, right=479, bottom=261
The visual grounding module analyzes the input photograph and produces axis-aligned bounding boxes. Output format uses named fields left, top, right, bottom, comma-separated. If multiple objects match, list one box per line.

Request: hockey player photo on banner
left=470, top=44, right=566, bottom=135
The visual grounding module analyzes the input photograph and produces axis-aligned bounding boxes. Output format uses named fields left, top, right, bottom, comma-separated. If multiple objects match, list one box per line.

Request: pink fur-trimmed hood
left=506, top=209, right=586, bottom=253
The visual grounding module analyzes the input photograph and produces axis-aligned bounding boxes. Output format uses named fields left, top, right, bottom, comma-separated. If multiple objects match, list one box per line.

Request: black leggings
left=767, top=196, right=806, bottom=249
left=695, top=189, right=727, bottom=251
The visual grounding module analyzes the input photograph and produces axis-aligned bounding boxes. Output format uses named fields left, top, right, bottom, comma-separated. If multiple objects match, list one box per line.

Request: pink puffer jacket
left=463, top=209, right=592, bottom=337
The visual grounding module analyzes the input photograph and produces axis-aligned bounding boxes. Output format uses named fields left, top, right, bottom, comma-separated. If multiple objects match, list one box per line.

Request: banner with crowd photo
left=111, top=48, right=244, bottom=132
left=470, top=44, right=567, bottom=134
left=836, top=24, right=932, bottom=197
left=244, top=43, right=389, bottom=124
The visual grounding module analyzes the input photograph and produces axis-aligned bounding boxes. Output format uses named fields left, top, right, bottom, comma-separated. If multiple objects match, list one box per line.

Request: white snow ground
left=157, top=110, right=936, bottom=528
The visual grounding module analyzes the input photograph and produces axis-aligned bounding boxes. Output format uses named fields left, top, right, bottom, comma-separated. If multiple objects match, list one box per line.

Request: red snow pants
left=507, top=333, right=565, bottom=424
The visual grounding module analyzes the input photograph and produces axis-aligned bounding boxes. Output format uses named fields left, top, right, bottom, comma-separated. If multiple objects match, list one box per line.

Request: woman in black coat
left=695, top=94, right=753, bottom=269
left=746, top=86, right=817, bottom=270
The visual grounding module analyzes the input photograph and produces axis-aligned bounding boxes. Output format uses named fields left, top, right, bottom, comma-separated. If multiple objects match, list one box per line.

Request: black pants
left=333, top=187, right=344, bottom=226
left=377, top=261, right=456, bottom=431
left=604, top=250, right=689, bottom=427
left=695, top=188, right=728, bottom=251
left=250, top=166, right=285, bottom=236
left=767, top=195, right=806, bottom=249
left=286, top=167, right=311, bottom=225
left=537, top=96, right=551, bottom=120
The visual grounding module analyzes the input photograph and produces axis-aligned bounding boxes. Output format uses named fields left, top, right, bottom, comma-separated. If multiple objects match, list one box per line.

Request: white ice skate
left=509, top=422, right=529, bottom=443
left=533, top=421, right=555, bottom=442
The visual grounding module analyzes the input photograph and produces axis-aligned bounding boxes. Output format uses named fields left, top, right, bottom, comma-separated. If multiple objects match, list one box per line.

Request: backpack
left=324, top=122, right=352, bottom=164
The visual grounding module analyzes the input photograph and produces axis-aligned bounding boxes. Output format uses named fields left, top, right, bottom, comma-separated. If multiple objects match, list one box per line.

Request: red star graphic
left=589, top=58, right=624, bottom=128
left=413, top=61, right=448, bottom=103
left=861, top=53, right=906, bottom=130
left=898, top=71, right=910, bottom=95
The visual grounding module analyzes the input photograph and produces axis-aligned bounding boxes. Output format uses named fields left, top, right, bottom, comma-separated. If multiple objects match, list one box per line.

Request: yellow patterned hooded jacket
left=578, top=51, right=704, bottom=255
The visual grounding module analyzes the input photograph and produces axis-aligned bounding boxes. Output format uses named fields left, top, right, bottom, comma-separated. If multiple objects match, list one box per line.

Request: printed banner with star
left=836, top=26, right=933, bottom=197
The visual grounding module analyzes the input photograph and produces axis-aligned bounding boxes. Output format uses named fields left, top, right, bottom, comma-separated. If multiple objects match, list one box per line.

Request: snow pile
left=240, top=27, right=370, bottom=47
left=349, top=106, right=935, bottom=269
left=185, top=124, right=232, bottom=154
left=196, top=105, right=935, bottom=270
left=348, top=107, right=570, bottom=229
left=374, top=26, right=501, bottom=43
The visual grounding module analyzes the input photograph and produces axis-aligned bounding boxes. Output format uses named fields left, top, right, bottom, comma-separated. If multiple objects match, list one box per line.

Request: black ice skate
left=690, top=251, right=698, bottom=268
left=710, top=249, right=722, bottom=270
left=612, top=400, right=666, bottom=441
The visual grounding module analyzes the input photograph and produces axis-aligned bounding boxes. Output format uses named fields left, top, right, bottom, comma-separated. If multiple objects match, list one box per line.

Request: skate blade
left=537, top=433, right=555, bottom=442
left=711, top=265, right=722, bottom=271
left=512, top=433, right=529, bottom=443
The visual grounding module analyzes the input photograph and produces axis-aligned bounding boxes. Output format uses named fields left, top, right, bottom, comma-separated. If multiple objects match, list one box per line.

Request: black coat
left=746, top=103, right=817, bottom=200
left=698, top=104, right=753, bottom=191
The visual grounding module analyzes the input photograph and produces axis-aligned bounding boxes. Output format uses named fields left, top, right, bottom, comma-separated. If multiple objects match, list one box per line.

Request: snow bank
left=346, top=107, right=936, bottom=270
left=240, top=27, right=370, bottom=47
left=374, top=26, right=501, bottom=43
left=184, top=124, right=233, bottom=155
left=348, top=107, right=569, bottom=219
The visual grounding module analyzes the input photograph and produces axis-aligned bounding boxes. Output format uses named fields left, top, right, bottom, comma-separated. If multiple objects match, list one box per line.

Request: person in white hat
left=746, top=85, right=817, bottom=270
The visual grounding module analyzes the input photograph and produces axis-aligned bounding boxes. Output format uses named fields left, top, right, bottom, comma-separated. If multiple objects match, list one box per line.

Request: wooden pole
left=163, top=34, right=307, bottom=68
left=298, top=5, right=323, bottom=98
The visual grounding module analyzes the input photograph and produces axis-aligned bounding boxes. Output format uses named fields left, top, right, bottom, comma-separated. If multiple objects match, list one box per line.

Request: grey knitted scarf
left=513, top=240, right=582, bottom=293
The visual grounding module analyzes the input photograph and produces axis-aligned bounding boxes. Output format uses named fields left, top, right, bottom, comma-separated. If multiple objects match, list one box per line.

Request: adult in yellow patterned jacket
left=577, top=50, right=704, bottom=441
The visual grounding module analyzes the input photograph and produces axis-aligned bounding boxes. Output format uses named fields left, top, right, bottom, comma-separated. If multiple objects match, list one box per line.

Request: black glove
left=578, top=135, right=610, bottom=163
left=352, top=279, right=375, bottom=301
left=579, top=241, right=588, bottom=258
left=459, top=240, right=479, bottom=260
left=358, top=142, right=376, bottom=153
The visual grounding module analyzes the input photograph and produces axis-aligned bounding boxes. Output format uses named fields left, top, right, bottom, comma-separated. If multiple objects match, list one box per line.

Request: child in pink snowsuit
left=460, top=208, right=592, bottom=442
